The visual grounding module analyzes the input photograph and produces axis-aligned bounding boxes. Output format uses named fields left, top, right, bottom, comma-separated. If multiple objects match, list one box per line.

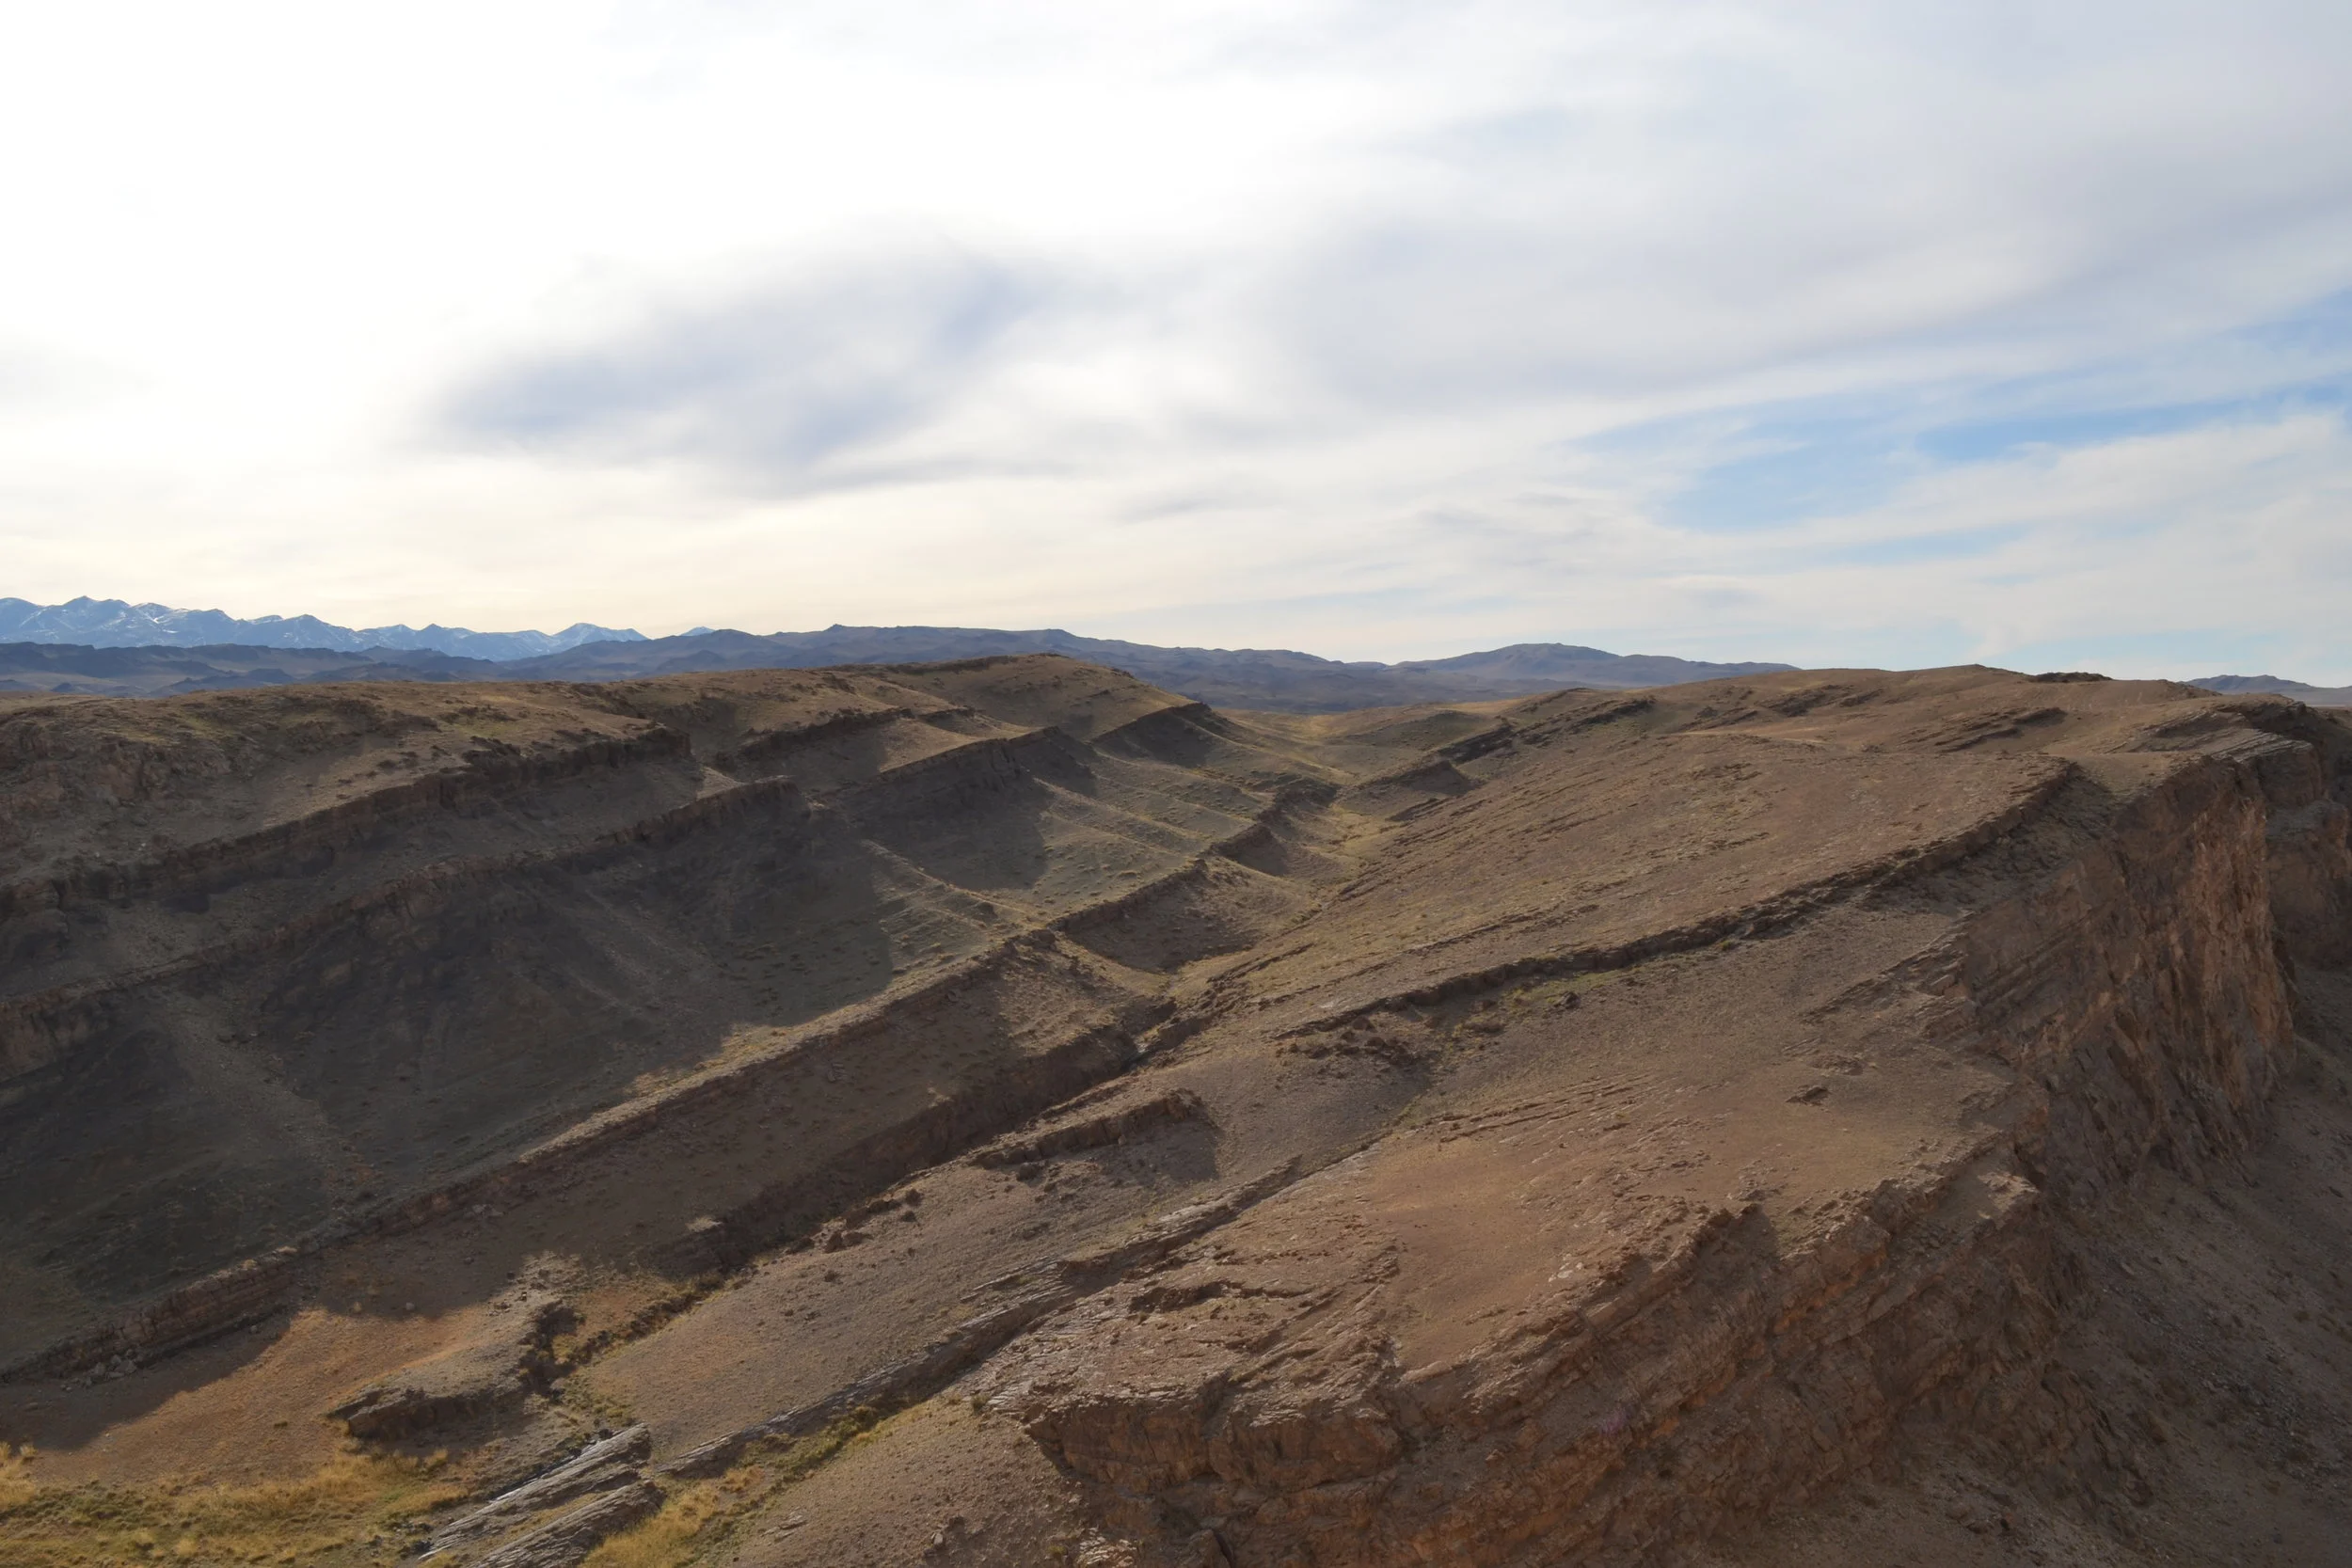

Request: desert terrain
left=2, top=655, right=2348, bottom=1567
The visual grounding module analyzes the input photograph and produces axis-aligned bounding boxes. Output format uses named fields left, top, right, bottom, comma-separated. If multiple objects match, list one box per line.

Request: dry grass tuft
left=577, top=1481, right=728, bottom=1568
left=0, top=1447, right=463, bottom=1568
left=580, top=1409, right=887, bottom=1568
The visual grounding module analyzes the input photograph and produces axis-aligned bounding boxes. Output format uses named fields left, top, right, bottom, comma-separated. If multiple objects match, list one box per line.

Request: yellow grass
left=0, top=1447, right=464, bottom=1568
left=579, top=1409, right=885, bottom=1568
left=576, top=1482, right=726, bottom=1568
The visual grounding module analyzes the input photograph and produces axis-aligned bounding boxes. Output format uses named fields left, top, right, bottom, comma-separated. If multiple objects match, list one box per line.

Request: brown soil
left=2, top=658, right=2348, bottom=1568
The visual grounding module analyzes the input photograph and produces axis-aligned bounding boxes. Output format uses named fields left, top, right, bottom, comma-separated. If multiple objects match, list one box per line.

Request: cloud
left=438, top=246, right=1053, bottom=479
left=4, top=0, right=2352, bottom=680
left=1599, top=409, right=2352, bottom=675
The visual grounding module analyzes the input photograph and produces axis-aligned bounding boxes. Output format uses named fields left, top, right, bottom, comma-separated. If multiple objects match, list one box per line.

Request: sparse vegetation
left=580, top=1409, right=887, bottom=1568
left=0, top=1449, right=463, bottom=1568
left=576, top=1481, right=725, bottom=1568
left=15, top=660, right=2352, bottom=1568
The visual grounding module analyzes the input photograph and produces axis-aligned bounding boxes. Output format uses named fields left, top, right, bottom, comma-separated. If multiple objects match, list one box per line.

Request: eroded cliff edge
left=985, top=735, right=2336, bottom=1566
left=3, top=664, right=2349, bottom=1568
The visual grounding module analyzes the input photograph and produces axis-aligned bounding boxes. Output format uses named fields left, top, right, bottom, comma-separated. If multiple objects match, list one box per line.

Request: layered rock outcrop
left=953, top=693, right=2349, bottom=1567
left=0, top=658, right=1346, bottom=1373
left=5, top=664, right=2348, bottom=1568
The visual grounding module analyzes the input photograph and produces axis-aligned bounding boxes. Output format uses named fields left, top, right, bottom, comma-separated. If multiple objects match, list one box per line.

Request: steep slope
left=0, top=657, right=1359, bottom=1371
left=1, top=664, right=2347, bottom=1568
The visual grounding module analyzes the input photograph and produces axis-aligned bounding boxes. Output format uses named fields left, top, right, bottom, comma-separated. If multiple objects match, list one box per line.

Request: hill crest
left=0, top=617, right=1795, bottom=710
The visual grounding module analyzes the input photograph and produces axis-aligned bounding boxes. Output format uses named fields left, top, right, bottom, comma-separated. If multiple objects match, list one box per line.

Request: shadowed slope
left=3, top=664, right=2349, bottom=1568
left=0, top=657, right=1361, bottom=1370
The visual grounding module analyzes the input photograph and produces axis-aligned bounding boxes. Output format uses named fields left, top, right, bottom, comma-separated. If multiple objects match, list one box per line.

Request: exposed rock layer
left=3, top=662, right=2348, bottom=1568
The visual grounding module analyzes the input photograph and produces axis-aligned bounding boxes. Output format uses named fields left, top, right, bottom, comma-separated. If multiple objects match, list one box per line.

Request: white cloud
left=1, top=1, right=2349, bottom=678
left=1657, top=414, right=2352, bottom=666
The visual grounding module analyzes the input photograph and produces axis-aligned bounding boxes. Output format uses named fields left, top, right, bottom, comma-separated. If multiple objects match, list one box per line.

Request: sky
left=3, top=1, right=2350, bottom=678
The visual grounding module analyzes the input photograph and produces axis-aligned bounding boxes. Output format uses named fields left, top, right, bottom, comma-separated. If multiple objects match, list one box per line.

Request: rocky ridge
left=0, top=661, right=2347, bottom=1568
left=0, top=624, right=1795, bottom=710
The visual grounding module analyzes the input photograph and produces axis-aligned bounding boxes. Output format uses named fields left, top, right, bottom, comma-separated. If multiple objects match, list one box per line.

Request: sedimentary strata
left=3, top=662, right=2347, bottom=1568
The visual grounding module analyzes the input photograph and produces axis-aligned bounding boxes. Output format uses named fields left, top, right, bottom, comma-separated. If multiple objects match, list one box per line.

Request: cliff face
left=4, top=666, right=2348, bottom=1568
left=977, top=745, right=2318, bottom=1567
left=803, top=678, right=2349, bottom=1568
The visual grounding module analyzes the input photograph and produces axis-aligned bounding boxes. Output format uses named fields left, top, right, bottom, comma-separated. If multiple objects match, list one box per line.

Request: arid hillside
left=2, top=657, right=2349, bottom=1568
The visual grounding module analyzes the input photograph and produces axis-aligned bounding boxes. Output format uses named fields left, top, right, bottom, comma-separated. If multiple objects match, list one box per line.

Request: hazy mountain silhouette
left=0, top=596, right=643, bottom=661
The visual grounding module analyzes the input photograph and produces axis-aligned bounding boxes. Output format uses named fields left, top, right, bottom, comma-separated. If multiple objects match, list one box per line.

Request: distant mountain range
left=2189, top=673, right=2352, bottom=705
left=0, top=611, right=1798, bottom=710
left=7, top=599, right=2345, bottom=714
left=0, top=596, right=643, bottom=662
left=483, top=626, right=1801, bottom=710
